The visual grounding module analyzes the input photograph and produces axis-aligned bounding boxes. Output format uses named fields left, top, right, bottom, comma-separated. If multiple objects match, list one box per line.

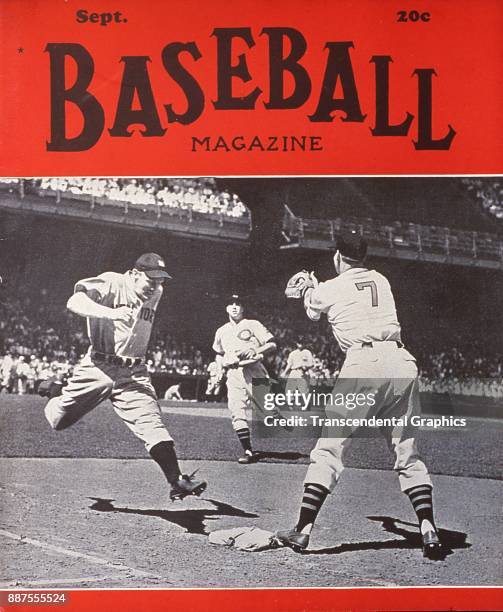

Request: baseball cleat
left=238, top=450, right=260, bottom=464
left=276, top=529, right=310, bottom=552
left=422, top=529, right=443, bottom=559
left=169, top=471, right=207, bottom=501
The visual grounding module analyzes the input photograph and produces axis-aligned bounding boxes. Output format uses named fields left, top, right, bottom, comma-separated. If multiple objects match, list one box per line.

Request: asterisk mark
left=17, top=47, right=24, bottom=53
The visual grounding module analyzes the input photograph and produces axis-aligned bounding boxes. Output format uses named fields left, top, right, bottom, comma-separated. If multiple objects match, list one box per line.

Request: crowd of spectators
left=0, top=178, right=249, bottom=219
left=1, top=288, right=501, bottom=398
left=462, top=178, right=503, bottom=222
left=255, top=304, right=502, bottom=398
left=146, top=331, right=206, bottom=376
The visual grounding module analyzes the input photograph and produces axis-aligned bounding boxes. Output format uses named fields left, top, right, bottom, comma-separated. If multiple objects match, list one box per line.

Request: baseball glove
left=285, top=270, right=315, bottom=299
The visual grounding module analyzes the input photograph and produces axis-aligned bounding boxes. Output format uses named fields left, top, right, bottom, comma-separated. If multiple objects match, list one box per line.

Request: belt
left=91, top=351, right=144, bottom=367
left=361, top=341, right=403, bottom=348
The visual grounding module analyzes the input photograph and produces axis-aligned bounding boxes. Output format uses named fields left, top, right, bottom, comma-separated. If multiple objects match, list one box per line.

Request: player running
left=278, top=234, right=443, bottom=559
left=42, top=253, right=207, bottom=502
left=212, top=295, right=277, bottom=464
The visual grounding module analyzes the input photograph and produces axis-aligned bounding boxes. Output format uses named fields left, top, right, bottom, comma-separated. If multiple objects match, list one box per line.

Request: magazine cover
left=0, top=1, right=502, bottom=611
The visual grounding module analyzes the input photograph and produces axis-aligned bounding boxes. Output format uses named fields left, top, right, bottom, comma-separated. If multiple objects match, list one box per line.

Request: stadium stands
left=1, top=176, right=501, bottom=398
left=1, top=178, right=249, bottom=218
left=1, top=286, right=501, bottom=398
left=281, top=177, right=501, bottom=232
left=0, top=178, right=252, bottom=243
left=282, top=206, right=503, bottom=269
left=462, top=178, right=503, bottom=222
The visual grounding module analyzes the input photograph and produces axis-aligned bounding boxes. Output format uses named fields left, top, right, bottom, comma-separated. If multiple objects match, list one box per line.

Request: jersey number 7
left=355, top=281, right=378, bottom=307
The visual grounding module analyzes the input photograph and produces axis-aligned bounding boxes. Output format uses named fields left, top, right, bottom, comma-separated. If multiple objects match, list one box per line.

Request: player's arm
left=281, top=353, right=293, bottom=377
left=212, top=334, right=233, bottom=371
left=67, top=290, right=133, bottom=324
left=239, top=339, right=276, bottom=363
left=214, top=354, right=225, bottom=377
left=303, top=277, right=331, bottom=322
left=255, top=338, right=277, bottom=357
left=242, top=321, right=277, bottom=360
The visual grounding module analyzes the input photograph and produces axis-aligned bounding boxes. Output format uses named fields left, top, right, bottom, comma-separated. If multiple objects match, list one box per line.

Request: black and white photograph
left=0, top=176, right=502, bottom=589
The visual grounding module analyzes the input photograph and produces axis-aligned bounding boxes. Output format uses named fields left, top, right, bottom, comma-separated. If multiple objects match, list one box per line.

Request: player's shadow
left=255, top=450, right=309, bottom=461
left=303, top=516, right=469, bottom=560
left=88, top=497, right=258, bottom=535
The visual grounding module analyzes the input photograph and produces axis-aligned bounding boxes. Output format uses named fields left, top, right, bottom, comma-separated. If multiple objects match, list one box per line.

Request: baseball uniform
left=284, top=347, right=314, bottom=401
left=205, top=360, right=222, bottom=397
left=304, top=266, right=431, bottom=492
left=1, top=353, right=13, bottom=392
left=43, top=254, right=207, bottom=501
left=164, top=384, right=182, bottom=401
left=213, top=318, right=273, bottom=431
left=278, top=236, right=441, bottom=558
left=44, top=270, right=172, bottom=451
left=285, top=348, right=314, bottom=377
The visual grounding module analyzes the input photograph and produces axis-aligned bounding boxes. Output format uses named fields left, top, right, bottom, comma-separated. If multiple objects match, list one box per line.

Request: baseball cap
left=335, top=232, right=368, bottom=262
left=134, top=253, right=172, bottom=279
left=226, top=293, right=244, bottom=307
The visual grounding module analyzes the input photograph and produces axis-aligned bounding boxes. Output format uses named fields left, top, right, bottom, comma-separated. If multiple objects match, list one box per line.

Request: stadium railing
left=282, top=206, right=503, bottom=269
left=0, top=180, right=252, bottom=243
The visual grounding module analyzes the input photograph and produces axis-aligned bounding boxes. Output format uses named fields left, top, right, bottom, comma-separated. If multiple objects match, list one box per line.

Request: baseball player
left=42, top=253, right=207, bottom=501
left=205, top=360, right=223, bottom=400
left=278, top=234, right=443, bottom=559
left=282, top=341, right=314, bottom=406
left=164, top=383, right=183, bottom=401
left=212, top=295, right=277, bottom=464
left=0, top=350, right=13, bottom=393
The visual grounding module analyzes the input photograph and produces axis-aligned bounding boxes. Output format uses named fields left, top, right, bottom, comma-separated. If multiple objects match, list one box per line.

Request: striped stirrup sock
left=406, top=484, right=435, bottom=527
left=236, top=427, right=252, bottom=453
left=296, top=483, right=329, bottom=532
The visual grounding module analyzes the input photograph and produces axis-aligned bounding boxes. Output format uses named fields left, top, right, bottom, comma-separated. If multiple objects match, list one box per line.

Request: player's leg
left=44, top=361, right=113, bottom=430
left=277, top=433, right=350, bottom=551
left=384, top=374, right=442, bottom=558
left=226, top=371, right=257, bottom=464
left=112, top=369, right=206, bottom=500
left=389, top=432, right=442, bottom=557
left=204, top=380, right=213, bottom=399
left=277, top=368, right=363, bottom=551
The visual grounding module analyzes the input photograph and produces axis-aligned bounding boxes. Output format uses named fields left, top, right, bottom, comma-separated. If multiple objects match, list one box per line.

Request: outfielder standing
left=282, top=341, right=314, bottom=406
left=278, top=234, right=443, bottom=559
left=43, top=253, right=206, bottom=501
left=212, top=295, right=276, bottom=464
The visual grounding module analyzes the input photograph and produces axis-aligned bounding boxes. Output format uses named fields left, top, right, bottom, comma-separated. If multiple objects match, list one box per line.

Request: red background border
left=1, top=1, right=502, bottom=609
left=0, top=0, right=502, bottom=176
left=2, top=587, right=503, bottom=611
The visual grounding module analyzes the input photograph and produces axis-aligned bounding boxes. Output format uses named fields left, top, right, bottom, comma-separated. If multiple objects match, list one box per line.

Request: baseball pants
left=206, top=376, right=221, bottom=396
left=44, top=354, right=172, bottom=451
left=225, top=363, right=270, bottom=431
left=285, top=369, right=310, bottom=408
left=305, top=343, right=432, bottom=492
